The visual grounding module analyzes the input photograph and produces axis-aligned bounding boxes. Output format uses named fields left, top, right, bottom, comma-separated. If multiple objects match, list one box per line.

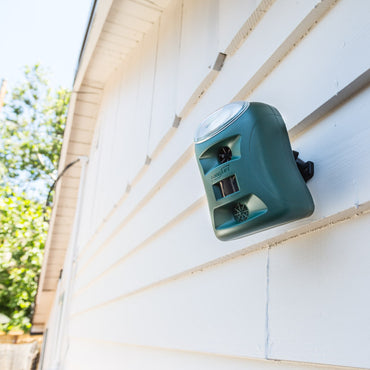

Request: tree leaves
left=0, top=64, right=69, bottom=332
left=0, top=64, right=70, bottom=198
left=0, top=186, right=49, bottom=332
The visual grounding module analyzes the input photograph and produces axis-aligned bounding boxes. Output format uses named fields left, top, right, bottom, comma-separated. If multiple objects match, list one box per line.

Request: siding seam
left=70, top=202, right=370, bottom=318
left=264, top=246, right=271, bottom=359
left=68, top=335, right=366, bottom=369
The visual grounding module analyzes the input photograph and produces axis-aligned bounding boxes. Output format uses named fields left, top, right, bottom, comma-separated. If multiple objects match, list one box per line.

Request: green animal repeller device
left=194, top=101, right=314, bottom=241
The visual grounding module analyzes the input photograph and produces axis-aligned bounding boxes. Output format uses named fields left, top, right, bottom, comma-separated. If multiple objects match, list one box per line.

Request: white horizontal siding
left=44, top=0, right=370, bottom=369
left=70, top=210, right=370, bottom=368
left=219, top=0, right=267, bottom=53
left=74, top=78, right=370, bottom=306
left=65, top=339, right=363, bottom=370
left=268, top=211, right=370, bottom=368
left=71, top=249, right=268, bottom=357
left=249, top=0, right=370, bottom=134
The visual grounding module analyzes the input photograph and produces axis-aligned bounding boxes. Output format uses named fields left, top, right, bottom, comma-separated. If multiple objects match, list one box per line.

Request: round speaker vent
left=218, top=146, right=232, bottom=164
left=232, top=203, right=249, bottom=223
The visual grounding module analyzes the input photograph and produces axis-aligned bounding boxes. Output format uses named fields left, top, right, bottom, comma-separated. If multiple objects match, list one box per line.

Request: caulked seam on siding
left=264, top=247, right=271, bottom=359
left=69, top=335, right=363, bottom=369
left=70, top=201, right=370, bottom=318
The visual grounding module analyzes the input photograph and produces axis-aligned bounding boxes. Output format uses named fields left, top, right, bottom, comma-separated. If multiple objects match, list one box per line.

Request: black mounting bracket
left=293, top=151, right=314, bottom=183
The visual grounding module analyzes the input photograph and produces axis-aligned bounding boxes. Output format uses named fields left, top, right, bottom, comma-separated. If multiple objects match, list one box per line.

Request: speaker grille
left=217, top=146, right=232, bottom=164
left=232, top=203, right=249, bottom=223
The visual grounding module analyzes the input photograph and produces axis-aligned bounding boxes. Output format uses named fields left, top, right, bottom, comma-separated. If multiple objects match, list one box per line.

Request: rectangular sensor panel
left=213, top=175, right=239, bottom=200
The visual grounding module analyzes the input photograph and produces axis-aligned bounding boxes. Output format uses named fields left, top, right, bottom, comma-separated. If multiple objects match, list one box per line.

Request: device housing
left=194, top=101, right=315, bottom=241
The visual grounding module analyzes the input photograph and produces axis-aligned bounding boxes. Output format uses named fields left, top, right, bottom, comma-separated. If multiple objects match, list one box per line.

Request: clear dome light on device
left=194, top=101, right=249, bottom=143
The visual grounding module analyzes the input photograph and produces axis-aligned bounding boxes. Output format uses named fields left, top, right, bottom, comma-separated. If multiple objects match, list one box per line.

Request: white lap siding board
left=40, top=0, right=370, bottom=369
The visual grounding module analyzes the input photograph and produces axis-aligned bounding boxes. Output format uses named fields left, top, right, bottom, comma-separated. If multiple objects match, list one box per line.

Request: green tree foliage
left=0, top=186, right=50, bottom=331
left=0, top=64, right=70, bottom=332
left=0, top=64, right=70, bottom=197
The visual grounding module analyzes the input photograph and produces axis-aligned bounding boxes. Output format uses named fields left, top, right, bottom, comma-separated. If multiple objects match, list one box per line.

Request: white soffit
left=78, top=0, right=170, bottom=89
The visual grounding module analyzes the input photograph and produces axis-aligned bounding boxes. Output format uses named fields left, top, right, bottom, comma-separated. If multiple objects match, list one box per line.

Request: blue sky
left=0, top=0, right=92, bottom=89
